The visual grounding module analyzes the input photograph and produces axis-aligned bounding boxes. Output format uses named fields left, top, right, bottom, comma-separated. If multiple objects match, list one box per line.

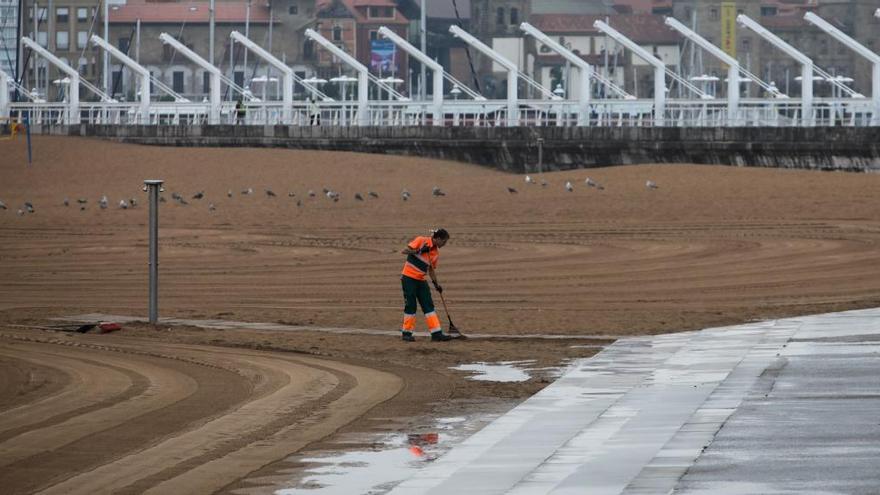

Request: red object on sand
left=98, top=322, right=122, bottom=333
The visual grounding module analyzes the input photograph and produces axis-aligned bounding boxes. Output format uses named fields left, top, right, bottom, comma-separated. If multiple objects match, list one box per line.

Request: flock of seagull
left=0, top=177, right=660, bottom=216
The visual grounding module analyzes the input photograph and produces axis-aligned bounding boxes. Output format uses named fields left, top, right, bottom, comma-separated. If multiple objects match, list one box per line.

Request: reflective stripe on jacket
left=401, top=236, right=438, bottom=281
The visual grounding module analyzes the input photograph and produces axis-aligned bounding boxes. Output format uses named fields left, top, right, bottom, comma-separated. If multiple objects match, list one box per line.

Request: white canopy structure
left=304, top=28, right=371, bottom=126
left=90, top=34, right=154, bottom=123
left=449, top=25, right=519, bottom=126
left=665, top=16, right=784, bottom=125
left=520, top=22, right=593, bottom=126
left=159, top=33, right=221, bottom=124
left=378, top=26, right=443, bottom=126
left=230, top=31, right=295, bottom=124
left=20, top=37, right=83, bottom=124
left=736, top=15, right=814, bottom=126
left=804, top=12, right=880, bottom=126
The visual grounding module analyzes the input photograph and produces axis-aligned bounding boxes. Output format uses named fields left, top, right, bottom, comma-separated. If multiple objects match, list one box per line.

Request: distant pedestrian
left=309, top=97, right=321, bottom=126
left=235, top=99, right=246, bottom=125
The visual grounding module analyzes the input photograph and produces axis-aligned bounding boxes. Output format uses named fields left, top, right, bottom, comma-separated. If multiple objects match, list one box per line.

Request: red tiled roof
left=109, top=0, right=273, bottom=24
left=532, top=14, right=680, bottom=44
left=317, top=0, right=408, bottom=24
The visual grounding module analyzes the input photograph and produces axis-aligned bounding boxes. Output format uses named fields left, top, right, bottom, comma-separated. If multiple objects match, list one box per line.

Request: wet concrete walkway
left=387, top=308, right=880, bottom=495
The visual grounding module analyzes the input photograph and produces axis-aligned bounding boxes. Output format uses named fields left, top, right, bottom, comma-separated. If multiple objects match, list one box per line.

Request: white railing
left=7, top=97, right=877, bottom=128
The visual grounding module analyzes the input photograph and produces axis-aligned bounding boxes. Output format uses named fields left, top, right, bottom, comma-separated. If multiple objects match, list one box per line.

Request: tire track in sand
left=0, top=330, right=402, bottom=495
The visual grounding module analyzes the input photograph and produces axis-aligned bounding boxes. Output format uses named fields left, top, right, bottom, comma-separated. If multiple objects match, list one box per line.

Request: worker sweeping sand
left=399, top=228, right=455, bottom=342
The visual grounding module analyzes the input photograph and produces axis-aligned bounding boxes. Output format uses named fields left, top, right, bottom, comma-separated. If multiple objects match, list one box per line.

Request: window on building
left=294, top=70, right=306, bottom=93
left=368, top=6, right=393, bottom=18
left=37, top=31, right=48, bottom=47
left=77, top=7, right=88, bottom=21
left=289, top=4, right=298, bottom=15
left=510, top=8, right=519, bottom=25
left=683, top=7, right=693, bottom=20
left=203, top=72, right=210, bottom=93
left=332, top=25, right=342, bottom=41
left=234, top=70, right=244, bottom=88
left=819, top=38, right=828, bottom=55
left=172, top=71, right=184, bottom=93
left=741, top=38, right=750, bottom=52
left=112, top=70, right=122, bottom=92
left=369, top=30, right=378, bottom=41
left=118, top=37, right=130, bottom=53
left=709, top=8, right=719, bottom=21
left=496, top=7, right=505, bottom=26
left=761, top=6, right=777, bottom=16
left=77, top=31, right=88, bottom=49
left=56, top=31, right=69, bottom=49
left=36, top=7, right=47, bottom=20
left=57, top=7, right=69, bottom=24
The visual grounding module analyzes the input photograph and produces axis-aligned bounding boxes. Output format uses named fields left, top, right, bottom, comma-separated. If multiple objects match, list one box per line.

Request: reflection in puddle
left=276, top=414, right=496, bottom=495
left=450, top=360, right=537, bottom=382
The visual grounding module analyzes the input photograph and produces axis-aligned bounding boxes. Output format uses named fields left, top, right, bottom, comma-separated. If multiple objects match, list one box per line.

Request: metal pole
left=244, top=0, right=250, bottom=83
left=537, top=137, right=543, bottom=175
left=420, top=0, right=426, bottom=101
left=103, top=0, right=109, bottom=94
left=145, top=179, right=163, bottom=324
left=209, top=0, right=215, bottom=66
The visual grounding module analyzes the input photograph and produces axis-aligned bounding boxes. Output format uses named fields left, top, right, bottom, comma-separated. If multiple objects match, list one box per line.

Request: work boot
left=401, top=332, right=415, bottom=342
left=431, top=332, right=453, bottom=342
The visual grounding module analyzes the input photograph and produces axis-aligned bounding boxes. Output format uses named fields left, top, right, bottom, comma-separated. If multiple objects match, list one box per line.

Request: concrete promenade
left=388, top=308, right=880, bottom=495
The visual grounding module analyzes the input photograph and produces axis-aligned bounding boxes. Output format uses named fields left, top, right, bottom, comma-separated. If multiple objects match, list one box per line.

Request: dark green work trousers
left=401, top=275, right=435, bottom=315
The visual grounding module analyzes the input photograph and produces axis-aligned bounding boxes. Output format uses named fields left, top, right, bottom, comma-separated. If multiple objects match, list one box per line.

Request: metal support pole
left=420, top=0, right=426, bottom=102
left=145, top=179, right=163, bottom=324
left=103, top=0, right=109, bottom=94
left=537, top=137, right=543, bottom=175
left=208, top=0, right=215, bottom=66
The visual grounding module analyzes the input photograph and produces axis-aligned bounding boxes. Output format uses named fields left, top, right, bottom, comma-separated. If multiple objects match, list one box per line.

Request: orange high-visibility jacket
left=401, top=236, right=439, bottom=281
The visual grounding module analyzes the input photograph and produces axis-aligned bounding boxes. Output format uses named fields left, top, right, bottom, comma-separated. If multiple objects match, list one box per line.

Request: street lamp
left=330, top=75, right=357, bottom=101
left=553, top=83, right=565, bottom=98
left=450, top=84, right=462, bottom=100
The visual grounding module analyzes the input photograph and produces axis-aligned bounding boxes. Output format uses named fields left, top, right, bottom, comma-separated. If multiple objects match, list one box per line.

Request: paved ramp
left=389, top=308, right=880, bottom=495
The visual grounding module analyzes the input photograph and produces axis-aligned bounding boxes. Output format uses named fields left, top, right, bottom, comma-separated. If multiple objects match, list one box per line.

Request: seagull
left=368, top=191, right=379, bottom=199
left=323, top=187, right=330, bottom=194
left=0, top=200, right=7, bottom=210
left=565, top=181, right=574, bottom=192
left=432, top=186, right=445, bottom=197
left=129, top=198, right=137, bottom=207
left=171, top=192, right=181, bottom=201
left=177, top=196, right=189, bottom=205
left=585, top=177, right=597, bottom=187
left=63, top=197, right=70, bottom=206
left=354, top=193, right=364, bottom=201
left=507, top=187, right=518, bottom=194
left=401, top=189, right=411, bottom=201
left=266, top=189, right=277, bottom=198
left=241, top=188, right=253, bottom=195
left=24, top=201, right=34, bottom=213
left=192, top=191, right=205, bottom=200
left=17, top=209, right=24, bottom=216
left=296, top=200, right=302, bottom=207
left=159, top=196, right=167, bottom=203
left=525, top=175, right=536, bottom=185
left=99, top=196, right=108, bottom=209
left=646, top=180, right=659, bottom=189
left=118, top=199, right=129, bottom=209
left=80, top=205, right=86, bottom=211
left=541, top=178, right=548, bottom=187
left=288, top=192, right=296, bottom=197
left=208, top=203, right=216, bottom=211
left=77, top=198, right=88, bottom=204
left=227, top=189, right=233, bottom=198
left=308, top=190, right=316, bottom=198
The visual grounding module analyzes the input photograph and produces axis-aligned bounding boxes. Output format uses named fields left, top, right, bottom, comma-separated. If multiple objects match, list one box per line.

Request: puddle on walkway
left=276, top=407, right=506, bottom=495
left=450, top=359, right=575, bottom=382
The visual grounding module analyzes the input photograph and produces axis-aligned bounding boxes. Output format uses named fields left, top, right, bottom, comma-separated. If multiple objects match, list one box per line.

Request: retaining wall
left=36, top=124, right=880, bottom=173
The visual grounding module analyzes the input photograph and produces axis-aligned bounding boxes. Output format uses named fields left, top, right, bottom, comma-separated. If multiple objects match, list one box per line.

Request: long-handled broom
left=437, top=290, right=467, bottom=339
